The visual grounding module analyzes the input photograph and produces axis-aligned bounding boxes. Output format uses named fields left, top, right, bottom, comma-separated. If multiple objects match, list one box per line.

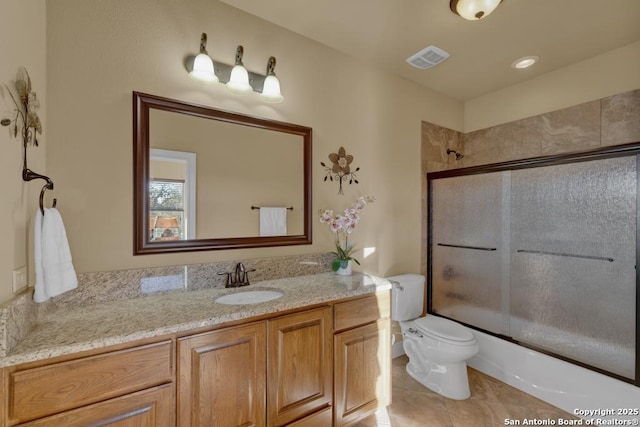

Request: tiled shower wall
left=420, top=88, right=640, bottom=277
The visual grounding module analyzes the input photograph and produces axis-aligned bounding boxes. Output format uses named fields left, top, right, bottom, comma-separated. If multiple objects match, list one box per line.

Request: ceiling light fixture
left=450, top=0, right=503, bottom=20
left=511, top=56, right=539, bottom=69
left=185, top=33, right=284, bottom=103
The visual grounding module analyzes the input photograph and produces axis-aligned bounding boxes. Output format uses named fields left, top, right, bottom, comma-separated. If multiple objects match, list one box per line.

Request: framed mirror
left=133, top=92, right=312, bottom=254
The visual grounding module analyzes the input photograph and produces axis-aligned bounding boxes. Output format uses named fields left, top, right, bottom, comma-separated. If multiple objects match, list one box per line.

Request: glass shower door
left=509, top=156, right=637, bottom=380
left=431, top=172, right=509, bottom=335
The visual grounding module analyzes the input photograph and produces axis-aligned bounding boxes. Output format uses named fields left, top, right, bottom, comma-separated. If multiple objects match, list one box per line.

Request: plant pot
left=335, top=260, right=352, bottom=276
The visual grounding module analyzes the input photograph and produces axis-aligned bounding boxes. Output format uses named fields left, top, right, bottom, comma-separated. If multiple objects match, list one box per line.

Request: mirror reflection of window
left=149, top=149, right=196, bottom=241
left=149, top=181, right=184, bottom=240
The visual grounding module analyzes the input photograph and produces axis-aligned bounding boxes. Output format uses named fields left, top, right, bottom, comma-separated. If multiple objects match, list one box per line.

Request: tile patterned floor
left=353, top=355, right=579, bottom=427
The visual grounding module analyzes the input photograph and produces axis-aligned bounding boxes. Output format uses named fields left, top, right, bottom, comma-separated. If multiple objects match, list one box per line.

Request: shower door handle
left=437, top=243, right=497, bottom=251
left=516, top=249, right=614, bottom=262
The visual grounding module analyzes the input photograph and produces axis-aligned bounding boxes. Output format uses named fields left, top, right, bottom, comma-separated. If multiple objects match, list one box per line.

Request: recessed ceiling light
left=511, top=56, right=539, bottom=69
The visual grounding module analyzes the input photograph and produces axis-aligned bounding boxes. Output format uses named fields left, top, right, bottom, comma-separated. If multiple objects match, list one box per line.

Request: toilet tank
left=387, top=274, right=425, bottom=321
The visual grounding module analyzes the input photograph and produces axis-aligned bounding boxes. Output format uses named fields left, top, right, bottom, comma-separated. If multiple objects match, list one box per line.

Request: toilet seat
left=414, top=316, right=475, bottom=343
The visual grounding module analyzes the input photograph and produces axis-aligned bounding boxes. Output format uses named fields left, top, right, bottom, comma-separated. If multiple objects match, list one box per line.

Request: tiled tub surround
left=419, top=89, right=640, bottom=420
left=0, top=252, right=335, bottom=360
left=0, top=269, right=391, bottom=368
left=422, top=89, right=640, bottom=173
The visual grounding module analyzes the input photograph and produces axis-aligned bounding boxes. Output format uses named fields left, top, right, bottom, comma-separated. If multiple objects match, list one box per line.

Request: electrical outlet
left=12, top=266, right=27, bottom=293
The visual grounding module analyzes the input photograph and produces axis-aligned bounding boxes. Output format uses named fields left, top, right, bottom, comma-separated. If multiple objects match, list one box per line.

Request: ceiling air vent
left=406, top=45, right=450, bottom=69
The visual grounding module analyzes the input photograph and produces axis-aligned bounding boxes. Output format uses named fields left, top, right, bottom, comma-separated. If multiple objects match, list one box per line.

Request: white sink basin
left=215, top=290, right=284, bottom=305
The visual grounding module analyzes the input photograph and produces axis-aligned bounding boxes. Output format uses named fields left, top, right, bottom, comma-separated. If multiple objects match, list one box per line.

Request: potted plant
left=319, top=195, right=375, bottom=275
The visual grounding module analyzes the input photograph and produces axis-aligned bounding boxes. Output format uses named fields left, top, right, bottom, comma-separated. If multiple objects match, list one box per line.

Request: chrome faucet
left=218, top=262, right=256, bottom=288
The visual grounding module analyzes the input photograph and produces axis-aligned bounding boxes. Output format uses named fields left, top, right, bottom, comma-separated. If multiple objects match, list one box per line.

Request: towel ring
left=39, top=183, right=57, bottom=215
left=23, top=166, right=58, bottom=215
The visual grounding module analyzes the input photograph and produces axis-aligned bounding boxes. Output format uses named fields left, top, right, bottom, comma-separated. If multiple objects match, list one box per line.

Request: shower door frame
left=427, top=141, right=640, bottom=387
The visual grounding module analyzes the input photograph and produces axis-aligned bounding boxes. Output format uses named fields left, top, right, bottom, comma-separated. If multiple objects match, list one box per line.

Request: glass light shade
left=261, top=75, right=284, bottom=103
left=452, top=0, right=502, bottom=20
left=189, top=53, right=218, bottom=84
left=226, top=64, right=253, bottom=94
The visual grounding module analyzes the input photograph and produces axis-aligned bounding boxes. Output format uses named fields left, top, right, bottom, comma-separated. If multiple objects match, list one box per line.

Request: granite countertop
left=0, top=272, right=391, bottom=368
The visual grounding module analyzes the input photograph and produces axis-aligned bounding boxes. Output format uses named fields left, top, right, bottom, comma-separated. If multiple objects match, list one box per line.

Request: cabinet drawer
left=334, top=291, right=390, bottom=332
left=9, top=340, right=173, bottom=423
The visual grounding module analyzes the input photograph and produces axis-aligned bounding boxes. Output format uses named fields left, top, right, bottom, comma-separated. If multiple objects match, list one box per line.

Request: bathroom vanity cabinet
left=178, top=307, right=333, bottom=427
left=0, top=289, right=390, bottom=427
left=333, top=293, right=391, bottom=426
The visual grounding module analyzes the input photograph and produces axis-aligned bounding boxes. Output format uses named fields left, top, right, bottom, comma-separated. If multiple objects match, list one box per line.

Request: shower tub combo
left=427, top=143, right=640, bottom=419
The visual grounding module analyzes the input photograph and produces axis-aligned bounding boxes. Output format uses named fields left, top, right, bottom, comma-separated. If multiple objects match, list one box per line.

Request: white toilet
left=388, top=274, right=479, bottom=400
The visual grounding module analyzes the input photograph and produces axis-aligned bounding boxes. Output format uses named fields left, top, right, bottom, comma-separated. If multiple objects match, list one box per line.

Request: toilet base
left=405, top=359, right=472, bottom=400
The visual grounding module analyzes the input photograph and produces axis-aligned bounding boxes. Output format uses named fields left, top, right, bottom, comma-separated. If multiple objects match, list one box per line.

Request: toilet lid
left=414, top=316, right=475, bottom=342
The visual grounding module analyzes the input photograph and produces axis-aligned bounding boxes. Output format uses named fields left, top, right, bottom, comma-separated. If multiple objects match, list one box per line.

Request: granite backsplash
left=0, top=252, right=333, bottom=357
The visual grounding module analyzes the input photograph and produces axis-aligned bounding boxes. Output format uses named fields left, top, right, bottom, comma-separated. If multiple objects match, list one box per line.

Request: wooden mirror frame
left=133, top=92, right=312, bottom=255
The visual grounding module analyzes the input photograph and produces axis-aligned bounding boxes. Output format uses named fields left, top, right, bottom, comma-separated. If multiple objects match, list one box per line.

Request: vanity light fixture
left=226, top=46, right=253, bottom=95
left=511, top=56, right=539, bottom=69
left=450, top=0, right=503, bottom=20
left=189, top=33, right=218, bottom=84
left=185, top=33, right=284, bottom=103
left=261, top=57, right=284, bottom=103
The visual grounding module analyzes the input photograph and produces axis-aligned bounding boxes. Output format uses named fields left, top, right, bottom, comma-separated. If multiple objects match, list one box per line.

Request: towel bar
left=251, top=206, right=293, bottom=210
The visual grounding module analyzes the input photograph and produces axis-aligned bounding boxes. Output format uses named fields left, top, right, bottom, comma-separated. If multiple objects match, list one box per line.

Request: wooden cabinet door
left=178, top=322, right=267, bottom=427
left=267, top=307, right=333, bottom=427
left=334, top=319, right=391, bottom=427
left=15, top=384, right=174, bottom=427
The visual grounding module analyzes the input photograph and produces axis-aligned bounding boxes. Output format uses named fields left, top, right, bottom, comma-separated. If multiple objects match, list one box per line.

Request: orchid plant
left=319, top=195, right=375, bottom=271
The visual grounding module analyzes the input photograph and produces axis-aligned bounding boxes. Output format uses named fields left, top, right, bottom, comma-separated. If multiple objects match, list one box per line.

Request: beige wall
left=0, top=0, right=47, bottom=303
left=44, top=0, right=462, bottom=279
left=8, top=0, right=636, bottom=302
left=465, top=40, right=640, bottom=132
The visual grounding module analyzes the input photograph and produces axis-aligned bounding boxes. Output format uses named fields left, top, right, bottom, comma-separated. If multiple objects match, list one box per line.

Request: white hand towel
left=33, top=209, right=44, bottom=301
left=259, top=207, right=287, bottom=236
left=33, top=208, right=78, bottom=303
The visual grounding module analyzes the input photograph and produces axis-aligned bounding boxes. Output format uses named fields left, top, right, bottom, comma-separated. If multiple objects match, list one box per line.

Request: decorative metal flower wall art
left=321, top=146, right=360, bottom=195
left=1, top=67, right=42, bottom=147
